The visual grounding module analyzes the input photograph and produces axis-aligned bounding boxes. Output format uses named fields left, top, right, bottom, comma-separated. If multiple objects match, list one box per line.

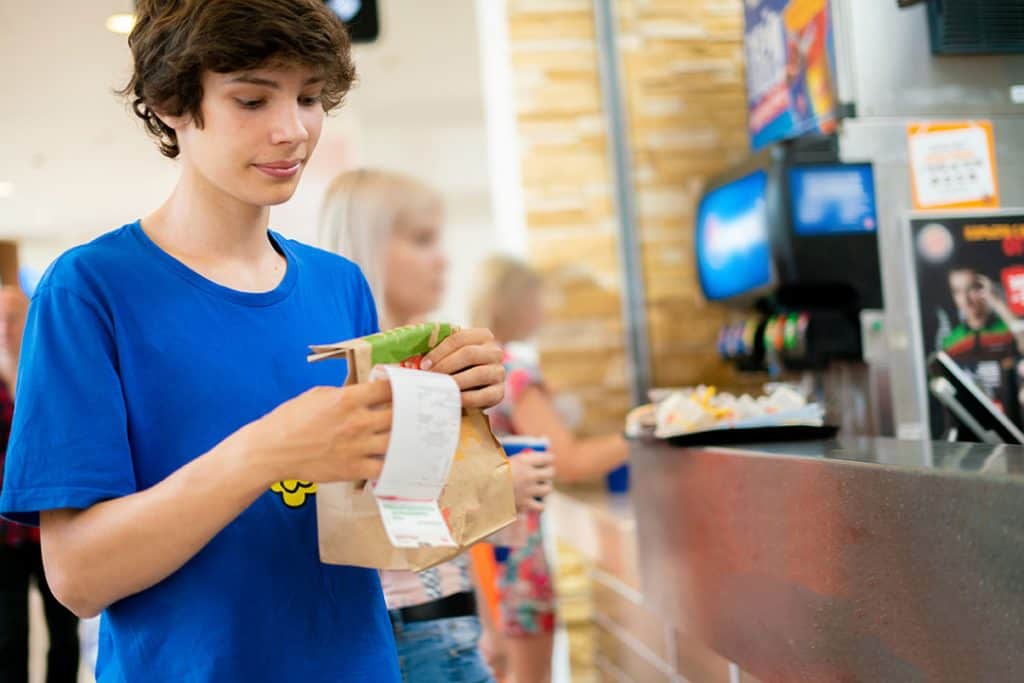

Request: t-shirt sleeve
left=0, top=285, right=135, bottom=526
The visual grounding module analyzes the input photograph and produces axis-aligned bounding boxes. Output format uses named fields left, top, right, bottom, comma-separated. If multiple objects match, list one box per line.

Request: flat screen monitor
left=696, top=170, right=774, bottom=302
left=788, top=163, right=878, bottom=236
left=324, top=0, right=379, bottom=42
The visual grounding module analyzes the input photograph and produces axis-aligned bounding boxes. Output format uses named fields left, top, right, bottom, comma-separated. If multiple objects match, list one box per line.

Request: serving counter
left=549, top=438, right=1024, bottom=683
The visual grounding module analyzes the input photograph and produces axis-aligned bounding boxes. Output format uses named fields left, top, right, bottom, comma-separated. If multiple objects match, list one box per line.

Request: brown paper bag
left=308, top=323, right=517, bottom=572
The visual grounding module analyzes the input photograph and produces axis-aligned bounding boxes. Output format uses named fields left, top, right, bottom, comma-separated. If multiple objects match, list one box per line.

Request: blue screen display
left=789, top=164, right=877, bottom=235
left=696, top=170, right=773, bottom=301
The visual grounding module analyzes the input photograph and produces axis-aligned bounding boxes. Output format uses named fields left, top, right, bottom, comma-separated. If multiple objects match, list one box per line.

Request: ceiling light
left=106, top=13, right=136, bottom=35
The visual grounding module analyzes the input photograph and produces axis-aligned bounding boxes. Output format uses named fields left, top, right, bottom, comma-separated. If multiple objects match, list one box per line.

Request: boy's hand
left=510, top=450, right=555, bottom=512
left=421, top=328, right=505, bottom=410
left=244, top=380, right=394, bottom=484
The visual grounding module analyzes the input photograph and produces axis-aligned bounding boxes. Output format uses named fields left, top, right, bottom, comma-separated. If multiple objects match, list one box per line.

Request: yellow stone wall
left=507, top=0, right=756, bottom=435
left=616, top=0, right=751, bottom=391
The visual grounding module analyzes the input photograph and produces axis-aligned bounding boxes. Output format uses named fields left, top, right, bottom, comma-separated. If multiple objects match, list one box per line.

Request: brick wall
left=614, top=0, right=752, bottom=391
left=508, top=0, right=630, bottom=436
left=507, top=0, right=759, bottom=436
left=549, top=491, right=763, bottom=683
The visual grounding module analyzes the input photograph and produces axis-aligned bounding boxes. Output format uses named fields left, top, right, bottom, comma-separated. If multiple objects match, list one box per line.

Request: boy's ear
left=153, top=108, right=190, bottom=132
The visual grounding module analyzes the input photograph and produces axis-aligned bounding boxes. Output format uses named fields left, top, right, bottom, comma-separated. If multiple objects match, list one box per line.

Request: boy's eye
left=299, top=95, right=321, bottom=107
left=236, top=98, right=265, bottom=109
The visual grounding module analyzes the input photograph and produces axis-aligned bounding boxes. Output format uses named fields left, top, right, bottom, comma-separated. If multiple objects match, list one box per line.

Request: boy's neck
left=144, top=165, right=274, bottom=263
left=140, top=164, right=288, bottom=293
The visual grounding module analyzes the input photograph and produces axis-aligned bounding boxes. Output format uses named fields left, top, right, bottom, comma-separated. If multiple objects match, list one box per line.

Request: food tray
left=660, top=424, right=839, bottom=447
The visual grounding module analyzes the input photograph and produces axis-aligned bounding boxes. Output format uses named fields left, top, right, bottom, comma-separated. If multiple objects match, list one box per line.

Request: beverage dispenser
left=699, top=136, right=885, bottom=436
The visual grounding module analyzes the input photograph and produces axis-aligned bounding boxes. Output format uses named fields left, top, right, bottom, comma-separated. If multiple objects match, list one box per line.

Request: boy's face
left=167, top=64, right=326, bottom=208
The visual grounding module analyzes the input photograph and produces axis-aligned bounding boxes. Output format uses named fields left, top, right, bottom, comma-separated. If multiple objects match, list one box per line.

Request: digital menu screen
left=324, top=0, right=379, bottom=42
left=696, top=170, right=773, bottom=301
left=789, top=164, right=877, bottom=236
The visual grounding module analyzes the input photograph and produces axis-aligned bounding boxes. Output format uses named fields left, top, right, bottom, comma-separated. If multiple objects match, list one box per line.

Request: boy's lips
left=253, top=160, right=302, bottom=178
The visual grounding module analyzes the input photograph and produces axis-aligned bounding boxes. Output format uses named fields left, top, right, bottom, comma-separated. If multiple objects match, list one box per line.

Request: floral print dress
left=487, top=350, right=557, bottom=636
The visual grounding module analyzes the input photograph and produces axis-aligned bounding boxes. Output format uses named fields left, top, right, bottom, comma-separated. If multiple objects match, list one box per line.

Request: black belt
left=391, top=590, right=477, bottom=625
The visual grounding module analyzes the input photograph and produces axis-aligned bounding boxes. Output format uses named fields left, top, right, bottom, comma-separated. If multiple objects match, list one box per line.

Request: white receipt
left=370, top=365, right=461, bottom=548
left=376, top=499, right=455, bottom=548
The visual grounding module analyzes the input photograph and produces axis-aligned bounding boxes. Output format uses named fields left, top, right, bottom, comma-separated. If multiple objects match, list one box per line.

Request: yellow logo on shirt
left=271, top=480, right=318, bottom=508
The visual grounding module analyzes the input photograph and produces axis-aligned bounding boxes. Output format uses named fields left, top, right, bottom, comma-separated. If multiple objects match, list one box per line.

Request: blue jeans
left=391, top=614, right=495, bottom=683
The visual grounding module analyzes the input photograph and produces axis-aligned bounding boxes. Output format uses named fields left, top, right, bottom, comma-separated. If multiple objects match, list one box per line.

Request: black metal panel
left=929, top=0, right=1024, bottom=55
left=631, top=438, right=1024, bottom=683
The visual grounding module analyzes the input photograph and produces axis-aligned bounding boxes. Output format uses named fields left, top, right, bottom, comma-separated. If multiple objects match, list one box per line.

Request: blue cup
left=500, top=436, right=550, bottom=458
left=494, top=436, right=549, bottom=563
left=500, top=435, right=550, bottom=508
left=605, top=463, right=630, bottom=494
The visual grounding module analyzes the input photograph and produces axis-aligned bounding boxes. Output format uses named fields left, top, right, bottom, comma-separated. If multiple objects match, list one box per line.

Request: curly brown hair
left=120, top=0, right=356, bottom=159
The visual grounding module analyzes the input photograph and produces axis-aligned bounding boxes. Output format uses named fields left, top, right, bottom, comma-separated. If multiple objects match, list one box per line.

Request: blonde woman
left=320, top=169, right=554, bottom=683
left=471, top=256, right=630, bottom=683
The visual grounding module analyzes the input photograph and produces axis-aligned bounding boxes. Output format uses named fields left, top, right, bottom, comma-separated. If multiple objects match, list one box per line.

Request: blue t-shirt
left=0, top=221, right=400, bottom=682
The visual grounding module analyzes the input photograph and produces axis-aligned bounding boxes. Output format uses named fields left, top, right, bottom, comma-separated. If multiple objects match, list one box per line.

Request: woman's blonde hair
left=470, top=255, right=542, bottom=342
left=318, top=169, right=442, bottom=324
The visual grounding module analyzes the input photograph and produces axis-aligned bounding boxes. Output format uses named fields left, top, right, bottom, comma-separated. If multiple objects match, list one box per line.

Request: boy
left=0, top=1, right=506, bottom=681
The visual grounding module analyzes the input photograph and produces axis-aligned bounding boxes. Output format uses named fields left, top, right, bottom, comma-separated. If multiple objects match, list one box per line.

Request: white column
left=474, top=0, right=529, bottom=258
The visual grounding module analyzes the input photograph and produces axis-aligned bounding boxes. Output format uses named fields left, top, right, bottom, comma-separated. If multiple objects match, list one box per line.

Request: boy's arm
left=36, top=326, right=505, bottom=619
left=42, top=430, right=268, bottom=618
left=41, top=382, right=393, bottom=619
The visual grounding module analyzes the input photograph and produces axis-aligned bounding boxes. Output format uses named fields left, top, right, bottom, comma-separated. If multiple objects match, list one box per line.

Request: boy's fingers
left=428, top=345, right=503, bottom=377
left=450, top=364, right=505, bottom=392
left=362, top=435, right=390, bottom=458
left=459, top=385, right=505, bottom=410
left=365, top=408, right=394, bottom=434
left=422, top=328, right=496, bottom=370
left=353, top=455, right=385, bottom=481
left=344, top=380, right=392, bottom=407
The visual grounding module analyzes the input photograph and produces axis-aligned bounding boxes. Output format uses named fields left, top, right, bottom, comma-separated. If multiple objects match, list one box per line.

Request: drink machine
left=826, top=0, right=1024, bottom=441
left=729, top=0, right=1024, bottom=441
left=699, top=136, right=885, bottom=436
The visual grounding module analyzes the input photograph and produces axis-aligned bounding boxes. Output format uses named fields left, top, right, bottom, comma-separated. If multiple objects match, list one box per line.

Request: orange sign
left=908, top=121, right=1000, bottom=211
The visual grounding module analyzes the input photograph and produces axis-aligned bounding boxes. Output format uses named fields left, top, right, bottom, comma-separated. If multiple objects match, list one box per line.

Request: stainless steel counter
left=630, top=438, right=1024, bottom=683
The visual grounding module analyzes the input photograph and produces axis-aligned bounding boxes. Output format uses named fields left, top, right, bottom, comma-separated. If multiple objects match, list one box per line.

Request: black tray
left=659, top=424, right=839, bottom=447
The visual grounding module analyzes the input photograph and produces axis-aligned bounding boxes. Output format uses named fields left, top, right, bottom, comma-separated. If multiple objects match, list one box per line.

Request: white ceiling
left=0, top=0, right=491, bottom=247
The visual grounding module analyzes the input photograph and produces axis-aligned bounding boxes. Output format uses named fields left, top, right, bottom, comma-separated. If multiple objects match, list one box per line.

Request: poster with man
left=911, top=214, right=1024, bottom=437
